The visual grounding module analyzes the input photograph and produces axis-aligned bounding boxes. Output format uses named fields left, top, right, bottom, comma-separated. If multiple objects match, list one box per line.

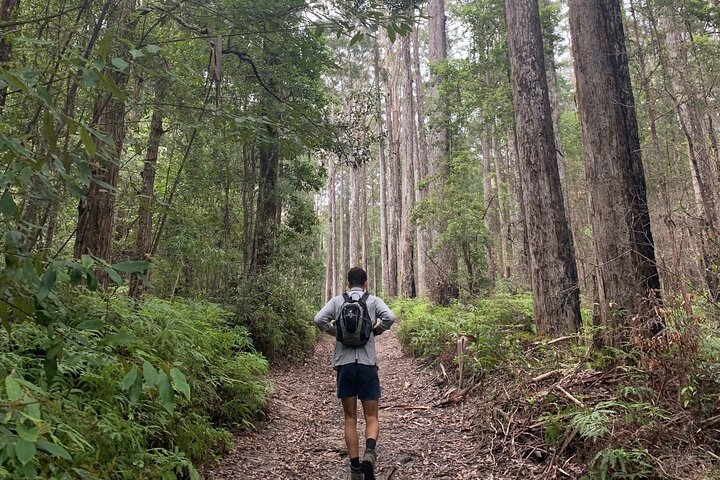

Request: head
left=347, top=267, right=368, bottom=289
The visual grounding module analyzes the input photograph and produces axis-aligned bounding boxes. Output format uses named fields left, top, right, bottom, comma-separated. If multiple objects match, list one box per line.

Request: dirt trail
left=205, top=330, right=497, bottom=479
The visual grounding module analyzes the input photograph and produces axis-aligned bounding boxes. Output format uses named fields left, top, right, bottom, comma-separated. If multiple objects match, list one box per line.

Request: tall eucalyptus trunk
left=399, top=33, right=416, bottom=298
left=426, top=0, right=458, bottom=304
left=412, top=22, right=432, bottom=298
left=374, top=45, right=391, bottom=296
left=506, top=0, right=581, bottom=337
left=568, top=0, right=662, bottom=346
left=325, top=157, right=337, bottom=301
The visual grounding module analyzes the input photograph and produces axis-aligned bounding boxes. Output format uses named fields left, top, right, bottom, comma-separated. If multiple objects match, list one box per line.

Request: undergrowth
left=0, top=291, right=269, bottom=479
left=395, top=295, right=720, bottom=479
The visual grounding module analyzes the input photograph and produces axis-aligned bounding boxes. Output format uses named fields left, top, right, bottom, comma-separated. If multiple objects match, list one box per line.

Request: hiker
left=314, top=267, right=396, bottom=480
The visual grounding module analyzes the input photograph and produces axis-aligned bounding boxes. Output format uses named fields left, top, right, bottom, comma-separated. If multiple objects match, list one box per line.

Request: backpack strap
left=342, top=293, right=352, bottom=303
left=358, top=292, right=370, bottom=306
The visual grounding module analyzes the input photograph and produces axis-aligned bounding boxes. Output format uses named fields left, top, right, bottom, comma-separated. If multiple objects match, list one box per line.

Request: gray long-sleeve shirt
left=314, top=287, right=396, bottom=368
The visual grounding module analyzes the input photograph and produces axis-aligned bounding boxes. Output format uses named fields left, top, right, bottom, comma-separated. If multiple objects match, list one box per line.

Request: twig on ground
left=555, top=385, right=585, bottom=408
left=530, top=369, right=563, bottom=383
left=379, top=404, right=431, bottom=410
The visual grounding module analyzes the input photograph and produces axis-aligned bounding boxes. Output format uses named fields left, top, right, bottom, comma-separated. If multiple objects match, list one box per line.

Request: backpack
left=336, top=292, right=373, bottom=347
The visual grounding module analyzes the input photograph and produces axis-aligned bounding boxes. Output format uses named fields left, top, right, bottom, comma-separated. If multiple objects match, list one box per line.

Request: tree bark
left=506, top=0, right=581, bottom=337
left=568, top=0, right=662, bottom=346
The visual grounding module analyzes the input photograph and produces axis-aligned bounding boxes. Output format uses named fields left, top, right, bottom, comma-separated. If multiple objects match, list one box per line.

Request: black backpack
left=336, top=292, right=373, bottom=347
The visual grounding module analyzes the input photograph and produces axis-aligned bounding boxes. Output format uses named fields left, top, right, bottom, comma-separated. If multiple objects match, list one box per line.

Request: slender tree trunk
left=349, top=163, right=360, bottom=267
left=0, top=0, right=20, bottom=110
left=374, top=45, right=390, bottom=296
left=251, top=122, right=281, bottom=272
left=506, top=0, right=581, bottom=336
left=337, top=162, right=347, bottom=288
left=494, top=129, right=511, bottom=280
left=399, top=33, right=416, bottom=298
left=385, top=38, right=401, bottom=297
left=568, top=0, right=662, bottom=346
left=662, top=15, right=720, bottom=301
left=508, top=125, right=530, bottom=288
left=325, top=157, right=337, bottom=300
left=412, top=22, right=432, bottom=298
left=482, top=126, right=497, bottom=288
left=74, top=0, right=136, bottom=266
left=426, top=0, right=458, bottom=304
left=129, top=79, right=167, bottom=298
left=360, top=163, right=372, bottom=272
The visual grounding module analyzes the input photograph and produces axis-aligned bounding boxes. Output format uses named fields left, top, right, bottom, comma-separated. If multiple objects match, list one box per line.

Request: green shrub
left=0, top=291, right=268, bottom=479
left=231, top=272, right=318, bottom=361
left=395, top=294, right=534, bottom=375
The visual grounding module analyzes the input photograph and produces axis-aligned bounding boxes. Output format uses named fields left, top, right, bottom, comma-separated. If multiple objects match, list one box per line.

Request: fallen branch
left=555, top=386, right=585, bottom=408
left=530, top=369, right=564, bottom=383
left=379, top=404, right=431, bottom=411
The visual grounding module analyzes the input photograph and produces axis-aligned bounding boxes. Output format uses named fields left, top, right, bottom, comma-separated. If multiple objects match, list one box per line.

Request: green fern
left=590, top=448, right=654, bottom=479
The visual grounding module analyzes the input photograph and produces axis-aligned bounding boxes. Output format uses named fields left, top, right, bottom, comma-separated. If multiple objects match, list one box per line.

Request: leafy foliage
left=394, top=295, right=534, bottom=374
left=0, top=292, right=267, bottom=479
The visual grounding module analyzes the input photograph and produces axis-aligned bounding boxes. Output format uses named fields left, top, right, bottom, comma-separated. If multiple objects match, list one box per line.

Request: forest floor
left=204, top=330, right=517, bottom=480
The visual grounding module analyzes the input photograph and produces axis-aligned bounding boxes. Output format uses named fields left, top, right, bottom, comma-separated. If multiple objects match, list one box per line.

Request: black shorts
left=336, top=362, right=381, bottom=400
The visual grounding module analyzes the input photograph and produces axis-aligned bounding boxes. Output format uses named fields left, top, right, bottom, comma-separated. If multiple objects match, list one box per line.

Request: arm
left=373, top=298, right=396, bottom=335
left=314, top=299, right=337, bottom=337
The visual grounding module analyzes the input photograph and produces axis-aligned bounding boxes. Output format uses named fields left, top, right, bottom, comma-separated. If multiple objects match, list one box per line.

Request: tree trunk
left=74, top=0, right=136, bottom=266
left=325, top=157, right=337, bottom=301
left=661, top=15, right=720, bottom=302
left=399, top=33, right=416, bottom=298
left=509, top=124, right=530, bottom=289
left=251, top=122, right=281, bottom=272
left=506, top=0, right=581, bottom=337
left=494, top=129, right=511, bottom=280
left=426, top=0, right=458, bottom=304
left=349, top=163, right=360, bottom=268
left=375, top=45, right=391, bottom=296
left=361, top=162, right=369, bottom=273
left=385, top=37, right=401, bottom=297
left=482, top=126, right=497, bottom=288
left=568, top=0, right=662, bottom=346
left=129, top=79, right=167, bottom=298
left=412, top=22, right=432, bottom=298
left=0, top=0, right=20, bottom=110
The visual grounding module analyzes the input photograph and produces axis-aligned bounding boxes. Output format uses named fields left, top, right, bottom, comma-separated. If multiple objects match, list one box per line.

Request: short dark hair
left=347, top=267, right=367, bottom=287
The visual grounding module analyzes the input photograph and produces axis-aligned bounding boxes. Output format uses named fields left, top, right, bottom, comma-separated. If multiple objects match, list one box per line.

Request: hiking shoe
left=361, top=450, right=377, bottom=480
left=347, top=470, right=364, bottom=480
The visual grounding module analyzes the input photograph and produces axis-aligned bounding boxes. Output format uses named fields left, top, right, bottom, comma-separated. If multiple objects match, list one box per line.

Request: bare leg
left=361, top=399, right=379, bottom=444
left=341, top=396, right=359, bottom=458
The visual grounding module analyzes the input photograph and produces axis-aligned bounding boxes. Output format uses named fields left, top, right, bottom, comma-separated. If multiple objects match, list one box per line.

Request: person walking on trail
left=314, top=267, right=396, bottom=480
